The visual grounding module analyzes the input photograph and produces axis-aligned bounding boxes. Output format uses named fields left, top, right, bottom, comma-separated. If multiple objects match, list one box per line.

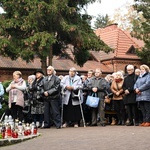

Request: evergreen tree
left=0, top=0, right=111, bottom=72
left=132, top=0, right=150, bottom=64
left=94, top=14, right=111, bottom=29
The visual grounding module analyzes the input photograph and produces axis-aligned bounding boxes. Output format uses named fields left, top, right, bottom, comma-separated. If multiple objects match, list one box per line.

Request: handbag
left=86, top=93, right=100, bottom=108
left=104, top=96, right=111, bottom=104
left=104, top=100, right=115, bottom=112
left=104, top=90, right=113, bottom=104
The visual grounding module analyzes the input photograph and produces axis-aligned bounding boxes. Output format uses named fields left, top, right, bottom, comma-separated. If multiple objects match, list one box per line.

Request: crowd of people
left=0, top=64, right=150, bottom=129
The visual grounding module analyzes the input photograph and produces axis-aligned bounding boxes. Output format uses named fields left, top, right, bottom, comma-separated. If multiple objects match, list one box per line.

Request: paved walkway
left=1, top=125, right=150, bottom=150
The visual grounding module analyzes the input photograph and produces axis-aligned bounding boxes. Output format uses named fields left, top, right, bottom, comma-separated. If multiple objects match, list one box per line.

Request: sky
left=0, top=7, right=3, bottom=13
left=86, top=0, right=134, bottom=16
left=0, top=0, right=134, bottom=25
left=0, top=0, right=134, bottom=14
left=86, top=0, right=134, bottom=26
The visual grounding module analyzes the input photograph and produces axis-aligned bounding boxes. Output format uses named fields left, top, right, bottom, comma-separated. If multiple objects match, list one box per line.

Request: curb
left=0, top=133, right=41, bottom=147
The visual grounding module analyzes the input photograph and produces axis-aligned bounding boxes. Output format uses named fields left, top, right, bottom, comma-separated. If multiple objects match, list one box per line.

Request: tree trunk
left=49, top=46, right=53, bottom=66
left=41, top=58, right=47, bottom=75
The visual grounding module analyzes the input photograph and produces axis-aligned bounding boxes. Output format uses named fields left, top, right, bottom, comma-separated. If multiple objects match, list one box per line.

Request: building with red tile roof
left=0, top=24, right=145, bottom=81
left=94, top=23, right=144, bottom=72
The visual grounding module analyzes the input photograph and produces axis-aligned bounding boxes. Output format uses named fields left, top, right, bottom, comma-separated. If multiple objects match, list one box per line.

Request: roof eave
left=101, top=56, right=141, bottom=62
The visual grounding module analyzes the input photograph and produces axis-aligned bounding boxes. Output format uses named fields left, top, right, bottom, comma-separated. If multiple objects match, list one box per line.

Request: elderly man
left=87, top=68, right=107, bottom=126
left=41, top=66, right=61, bottom=129
left=123, top=64, right=139, bottom=126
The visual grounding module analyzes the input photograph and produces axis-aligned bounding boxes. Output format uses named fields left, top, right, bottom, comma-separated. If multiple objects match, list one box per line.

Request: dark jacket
left=123, top=73, right=137, bottom=104
left=41, top=75, right=61, bottom=100
left=30, top=77, right=44, bottom=101
left=87, top=77, right=107, bottom=99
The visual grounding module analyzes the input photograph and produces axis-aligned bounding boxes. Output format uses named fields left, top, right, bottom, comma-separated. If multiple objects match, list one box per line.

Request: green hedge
left=0, top=80, right=11, bottom=118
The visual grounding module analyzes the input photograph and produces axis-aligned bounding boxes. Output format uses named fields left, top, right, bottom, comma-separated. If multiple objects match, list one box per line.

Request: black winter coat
left=123, top=73, right=137, bottom=104
left=41, top=75, right=61, bottom=100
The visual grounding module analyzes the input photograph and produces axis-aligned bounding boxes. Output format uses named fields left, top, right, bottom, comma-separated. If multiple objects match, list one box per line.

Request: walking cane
left=61, top=99, right=63, bottom=128
left=60, top=88, right=66, bottom=128
left=77, top=89, right=86, bottom=127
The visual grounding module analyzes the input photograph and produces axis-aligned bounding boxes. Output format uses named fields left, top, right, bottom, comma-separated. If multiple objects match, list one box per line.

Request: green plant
left=0, top=80, right=11, bottom=118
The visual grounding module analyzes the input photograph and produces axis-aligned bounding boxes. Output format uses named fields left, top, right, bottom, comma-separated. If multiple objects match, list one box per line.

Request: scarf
left=115, top=78, right=123, bottom=83
left=139, top=71, right=146, bottom=77
left=10, top=78, right=23, bottom=101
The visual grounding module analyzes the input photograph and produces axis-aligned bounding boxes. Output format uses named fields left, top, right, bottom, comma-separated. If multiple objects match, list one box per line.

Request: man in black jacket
left=41, top=66, right=61, bottom=129
left=123, top=65, right=139, bottom=126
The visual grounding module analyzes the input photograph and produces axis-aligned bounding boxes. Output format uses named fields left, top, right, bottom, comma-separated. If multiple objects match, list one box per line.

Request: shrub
left=0, top=80, right=11, bottom=118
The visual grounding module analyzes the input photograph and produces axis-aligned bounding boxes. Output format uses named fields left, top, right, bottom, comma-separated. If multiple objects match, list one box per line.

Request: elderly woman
left=135, top=68, right=141, bottom=76
left=60, top=67, right=83, bottom=128
left=111, top=71, right=126, bottom=125
left=6, top=71, right=26, bottom=121
left=23, top=75, right=36, bottom=123
left=29, top=70, right=44, bottom=128
left=134, top=64, right=150, bottom=127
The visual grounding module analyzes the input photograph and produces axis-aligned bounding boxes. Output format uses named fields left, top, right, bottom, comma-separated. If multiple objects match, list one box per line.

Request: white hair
left=69, top=67, right=77, bottom=72
left=127, top=64, right=134, bottom=70
left=47, top=66, right=55, bottom=71
left=135, top=68, right=140, bottom=73
left=116, top=71, right=124, bottom=79
left=28, top=75, right=36, bottom=81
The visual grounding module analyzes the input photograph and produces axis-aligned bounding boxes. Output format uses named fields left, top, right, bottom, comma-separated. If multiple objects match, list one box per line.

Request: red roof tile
left=52, top=56, right=112, bottom=73
left=95, top=24, right=144, bottom=60
left=0, top=54, right=112, bottom=73
left=0, top=56, right=41, bottom=69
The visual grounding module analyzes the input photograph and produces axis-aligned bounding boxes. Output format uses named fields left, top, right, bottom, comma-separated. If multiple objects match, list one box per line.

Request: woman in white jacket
left=60, top=67, right=83, bottom=128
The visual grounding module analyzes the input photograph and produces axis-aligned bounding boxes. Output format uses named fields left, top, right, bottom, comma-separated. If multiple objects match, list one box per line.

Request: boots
left=121, top=120, right=125, bottom=125
left=117, top=120, right=125, bottom=125
left=117, top=120, right=122, bottom=125
left=111, top=118, right=116, bottom=125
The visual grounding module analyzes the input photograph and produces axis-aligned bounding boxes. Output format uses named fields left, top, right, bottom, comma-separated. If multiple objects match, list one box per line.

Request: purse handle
left=92, top=93, right=97, bottom=97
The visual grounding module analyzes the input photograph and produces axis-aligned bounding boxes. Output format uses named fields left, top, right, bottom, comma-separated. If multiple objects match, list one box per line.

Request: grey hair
left=69, top=67, right=77, bottom=72
left=127, top=64, right=134, bottom=70
left=47, top=66, right=55, bottom=71
left=28, top=75, right=36, bottom=81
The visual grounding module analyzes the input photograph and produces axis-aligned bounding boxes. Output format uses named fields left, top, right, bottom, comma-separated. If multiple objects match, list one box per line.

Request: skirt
left=63, top=96, right=82, bottom=122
